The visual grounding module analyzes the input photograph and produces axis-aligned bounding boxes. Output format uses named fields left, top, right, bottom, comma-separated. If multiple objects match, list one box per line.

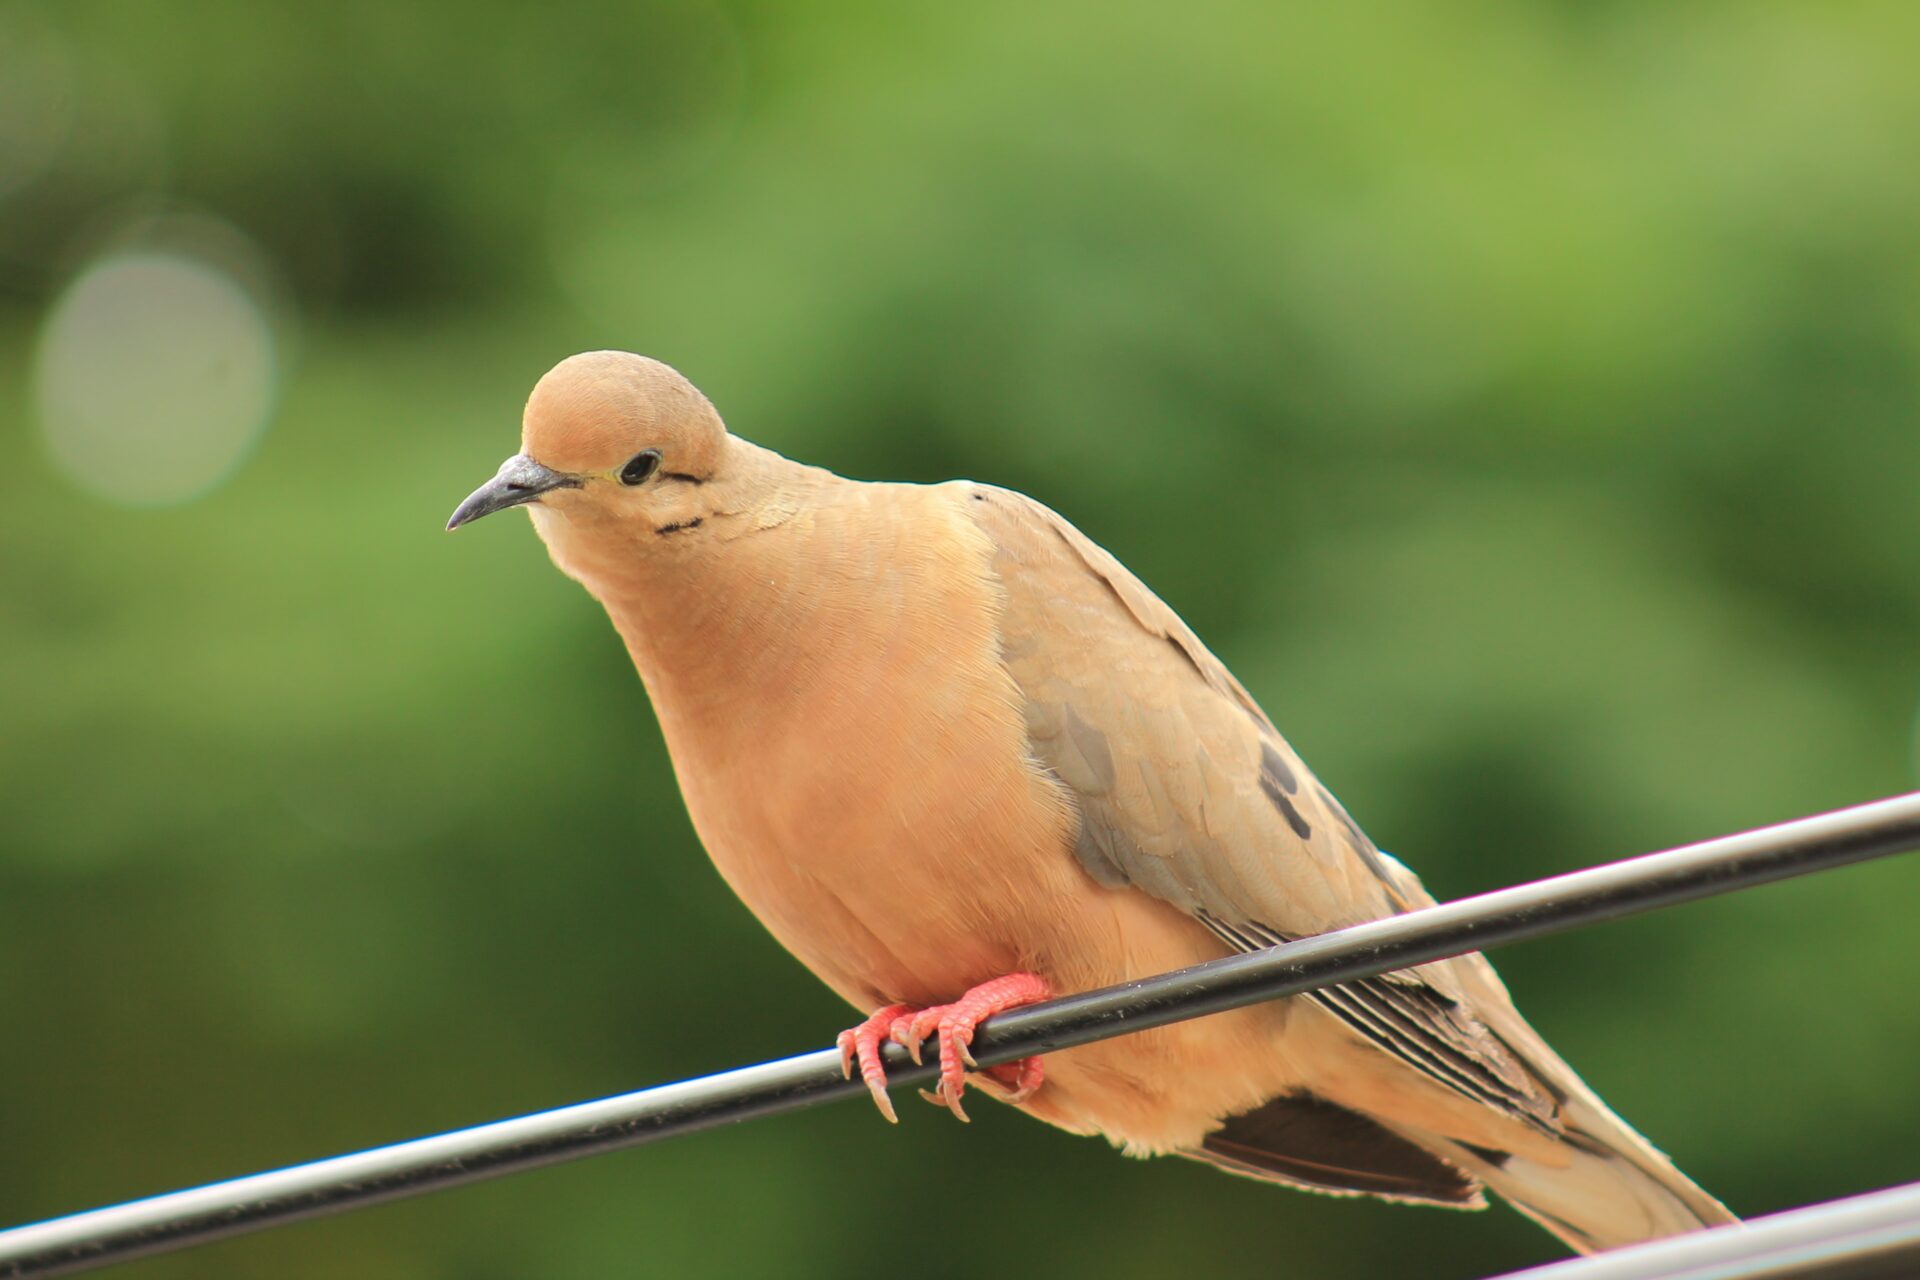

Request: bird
left=448, top=350, right=1736, bottom=1255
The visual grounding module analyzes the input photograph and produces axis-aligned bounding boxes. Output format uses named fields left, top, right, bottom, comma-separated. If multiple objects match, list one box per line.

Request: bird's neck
left=540, top=439, right=853, bottom=722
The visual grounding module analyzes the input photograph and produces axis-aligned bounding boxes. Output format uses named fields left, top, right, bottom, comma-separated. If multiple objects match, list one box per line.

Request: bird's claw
left=835, top=973, right=1053, bottom=1124
left=917, top=1085, right=970, bottom=1122
left=836, top=1003, right=911, bottom=1124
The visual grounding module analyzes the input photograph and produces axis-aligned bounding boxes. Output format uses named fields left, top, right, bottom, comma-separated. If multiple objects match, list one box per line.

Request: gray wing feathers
left=967, top=484, right=1559, bottom=1130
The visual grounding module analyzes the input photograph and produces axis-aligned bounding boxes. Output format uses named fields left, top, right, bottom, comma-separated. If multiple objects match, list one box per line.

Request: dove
left=448, top=351, right=1736, bottom=1254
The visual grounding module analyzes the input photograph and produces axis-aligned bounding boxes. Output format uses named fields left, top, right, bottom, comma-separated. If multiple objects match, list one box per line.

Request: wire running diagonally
left=2, top=792, right=1918, bottom=1280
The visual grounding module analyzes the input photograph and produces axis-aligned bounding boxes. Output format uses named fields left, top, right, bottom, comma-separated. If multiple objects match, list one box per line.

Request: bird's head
left=447, top=350, right=728, bottom=535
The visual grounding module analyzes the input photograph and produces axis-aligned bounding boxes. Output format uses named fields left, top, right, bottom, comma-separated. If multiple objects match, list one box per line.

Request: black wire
left=2, top=792, right=1918, bottom=1279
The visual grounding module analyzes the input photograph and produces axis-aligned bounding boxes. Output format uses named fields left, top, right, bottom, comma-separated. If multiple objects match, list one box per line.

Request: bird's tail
left=1418, top=953, right=1737, bottom=1253
left=1414, top=1088, right=1736, bottom=1253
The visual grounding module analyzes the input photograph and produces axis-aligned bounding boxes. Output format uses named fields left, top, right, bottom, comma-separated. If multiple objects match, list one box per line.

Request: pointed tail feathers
left=1423, top=1096, right=1736, bottom=1254
left=1434, top=952, right=1737, bottom=1252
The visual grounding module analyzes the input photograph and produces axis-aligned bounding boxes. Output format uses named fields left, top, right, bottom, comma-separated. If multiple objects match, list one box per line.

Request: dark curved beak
left=447, top=454, right=580, bottom=531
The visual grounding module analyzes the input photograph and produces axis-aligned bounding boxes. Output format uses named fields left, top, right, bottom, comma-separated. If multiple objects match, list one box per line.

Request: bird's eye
left=619, top=449, right=662, bottom=485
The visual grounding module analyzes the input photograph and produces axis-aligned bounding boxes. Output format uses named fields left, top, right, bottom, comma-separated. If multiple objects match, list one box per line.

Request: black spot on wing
left=1256, top=744, right=1311, bottom=837
left=1259, top=740, right=1299, bottom=794
left=1269, top=789, right=1312, bottom=840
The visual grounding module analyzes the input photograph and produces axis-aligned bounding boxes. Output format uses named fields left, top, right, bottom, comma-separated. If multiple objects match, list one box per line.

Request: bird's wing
left=962, top=483, right=1557, bottom=1129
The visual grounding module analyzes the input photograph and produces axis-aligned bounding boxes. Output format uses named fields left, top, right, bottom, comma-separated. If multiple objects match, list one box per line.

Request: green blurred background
left=3, top=2, right=1919, bottom=1276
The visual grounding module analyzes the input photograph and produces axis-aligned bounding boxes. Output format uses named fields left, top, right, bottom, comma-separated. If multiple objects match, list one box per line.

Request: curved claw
left=914, top=1086, right=968, bottom=1122
left=834, top=974, right=1053, bottom=1127
left=921, top=1082, right=971, bottom=1122
left=894, top=1016, right=927, bottom=1065
left=838, top=1003, right=911, bottom=1124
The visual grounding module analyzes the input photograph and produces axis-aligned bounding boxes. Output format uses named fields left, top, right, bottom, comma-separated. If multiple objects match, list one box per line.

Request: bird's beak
left=447, top=454, right=581, bottom=531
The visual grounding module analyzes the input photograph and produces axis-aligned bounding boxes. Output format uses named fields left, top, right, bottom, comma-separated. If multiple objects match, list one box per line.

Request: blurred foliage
left=3, top=1, right=1919, bottom=1277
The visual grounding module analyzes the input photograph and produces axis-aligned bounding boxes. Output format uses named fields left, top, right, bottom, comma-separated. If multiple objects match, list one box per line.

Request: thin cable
left=2, top=792, right=1917, bottom=1279
left=1492, top=1180, right=1920, bottom=1280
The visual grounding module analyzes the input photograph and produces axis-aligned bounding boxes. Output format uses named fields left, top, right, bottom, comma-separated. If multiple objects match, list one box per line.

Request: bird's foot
left=836, top=973, right=1052, bottom=1124
left=837, top=1003, right=914, bottom=1124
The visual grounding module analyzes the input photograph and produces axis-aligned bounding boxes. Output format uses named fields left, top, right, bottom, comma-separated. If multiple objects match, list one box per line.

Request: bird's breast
left=609, top=487, right=1092, bottom=1009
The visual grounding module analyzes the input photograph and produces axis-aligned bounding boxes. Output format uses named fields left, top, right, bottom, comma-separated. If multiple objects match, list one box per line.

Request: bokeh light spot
left=35, top=250, right=278, bottom=507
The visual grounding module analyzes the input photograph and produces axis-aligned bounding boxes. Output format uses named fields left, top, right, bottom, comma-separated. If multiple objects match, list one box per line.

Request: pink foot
left=837, top=973, right=1052, bottom=1123
left=837, top=1003, right=913, bottom=1123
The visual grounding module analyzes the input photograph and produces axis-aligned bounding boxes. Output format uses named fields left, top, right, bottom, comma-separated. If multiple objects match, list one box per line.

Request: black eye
left=619, top=449, right=662, bottom=485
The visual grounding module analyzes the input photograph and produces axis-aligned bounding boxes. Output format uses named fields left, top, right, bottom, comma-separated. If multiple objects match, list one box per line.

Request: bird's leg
left=837, top=974, right=1053, bottom=1123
